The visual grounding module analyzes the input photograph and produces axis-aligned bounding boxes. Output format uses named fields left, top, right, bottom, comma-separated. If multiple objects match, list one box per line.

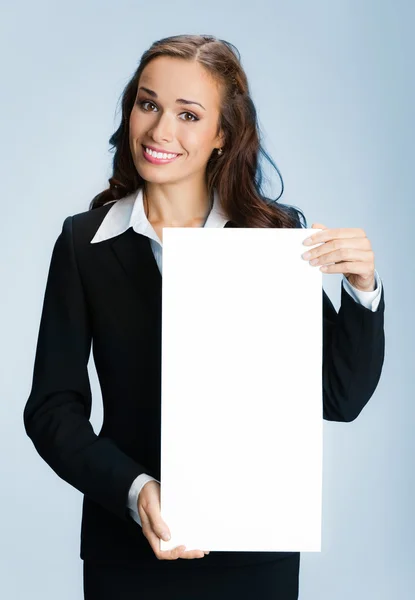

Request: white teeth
left=145, top=147, right=178, bottom=159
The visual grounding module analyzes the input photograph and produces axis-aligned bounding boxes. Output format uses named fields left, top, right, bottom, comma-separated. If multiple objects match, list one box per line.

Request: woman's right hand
left=138, top=480, right=210, bottom=560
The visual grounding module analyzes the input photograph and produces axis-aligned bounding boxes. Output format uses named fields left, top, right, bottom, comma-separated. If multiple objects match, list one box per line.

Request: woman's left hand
left=301, top=223, right=376, bottom=292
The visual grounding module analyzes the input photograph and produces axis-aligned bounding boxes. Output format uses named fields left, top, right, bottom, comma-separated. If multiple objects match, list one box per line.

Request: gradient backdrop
left=1, top=1, right=413, bottom=598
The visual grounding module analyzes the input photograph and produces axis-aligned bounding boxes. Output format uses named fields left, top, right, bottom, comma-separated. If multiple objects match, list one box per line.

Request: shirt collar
left=90, top=187, right=228, bottom=245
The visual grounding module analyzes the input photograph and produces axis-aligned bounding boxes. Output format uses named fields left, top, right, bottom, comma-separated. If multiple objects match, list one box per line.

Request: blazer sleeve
left=23, top=216, right=148, bottom=522
left=322, top=283, right=385, bottom=422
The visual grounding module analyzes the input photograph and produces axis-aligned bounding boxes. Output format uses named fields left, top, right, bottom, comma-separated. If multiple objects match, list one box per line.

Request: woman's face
left=129, top=56, right=224, bottom=185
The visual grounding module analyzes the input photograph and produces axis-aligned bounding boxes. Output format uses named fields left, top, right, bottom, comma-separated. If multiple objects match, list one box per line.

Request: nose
left=148, top=111, right=175, bottom=143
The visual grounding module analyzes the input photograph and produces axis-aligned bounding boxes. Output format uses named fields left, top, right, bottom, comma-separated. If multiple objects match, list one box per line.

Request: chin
left=137, top=170, right=178, bottom=184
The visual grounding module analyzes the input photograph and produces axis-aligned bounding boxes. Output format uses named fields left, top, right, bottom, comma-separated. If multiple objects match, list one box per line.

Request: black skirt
left=83, top=554, right=300, bottom=600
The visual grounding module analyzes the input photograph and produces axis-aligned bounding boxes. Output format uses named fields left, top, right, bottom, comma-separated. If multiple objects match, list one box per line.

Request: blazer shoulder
left=69, top=202, right=114, bottom=246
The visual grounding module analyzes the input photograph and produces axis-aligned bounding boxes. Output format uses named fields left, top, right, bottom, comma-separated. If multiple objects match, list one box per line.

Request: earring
left=217, top=148, right=223, bottom=155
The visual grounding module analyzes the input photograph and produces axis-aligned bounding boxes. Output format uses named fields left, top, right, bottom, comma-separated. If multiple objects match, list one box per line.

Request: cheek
left=183, top=126, right=216, bottom=155
left=129, top=114, right=141, bottom=139
left=129, top=108, right=150, bottom=137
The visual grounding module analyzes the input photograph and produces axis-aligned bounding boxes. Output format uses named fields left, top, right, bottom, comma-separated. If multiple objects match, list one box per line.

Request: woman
left=23, top=34, right=385, bottom=599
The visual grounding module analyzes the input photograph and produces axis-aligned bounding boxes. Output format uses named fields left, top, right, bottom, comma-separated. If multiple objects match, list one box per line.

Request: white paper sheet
left=160, top=227, right=323, bottom=553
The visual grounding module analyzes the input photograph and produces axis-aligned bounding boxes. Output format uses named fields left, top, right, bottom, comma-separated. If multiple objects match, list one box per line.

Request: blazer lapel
left=110, top=228, right=162, bottom=318
left=110, top=220, right=237, bottom=316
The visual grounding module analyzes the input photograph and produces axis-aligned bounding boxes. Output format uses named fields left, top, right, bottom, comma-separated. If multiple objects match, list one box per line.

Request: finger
left=306, top=248, right=373, bottom=266
left=318, top=260, right=374, bottom=275
left=141, top=502, right=171, bottom=543
left=178, top=548, right=207, bottom=559
left=139, top=506, right=169, bottom=542
left=143, top=524, right=187, bottom=560
left=141, top=510, right=206, bottom=560
left=311, top=222, right=329, bottom=229
left=302, top=238, right=371, bottom=262
left=305, top=227, right=366, bottom=246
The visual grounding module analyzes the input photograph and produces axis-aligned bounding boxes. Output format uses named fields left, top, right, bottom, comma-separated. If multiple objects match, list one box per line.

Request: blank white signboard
left=160, top=228, right=323, bottom=553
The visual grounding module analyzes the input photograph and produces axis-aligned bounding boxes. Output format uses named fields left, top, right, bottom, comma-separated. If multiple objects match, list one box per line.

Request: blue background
left=1, top=1, right=413, bottom=597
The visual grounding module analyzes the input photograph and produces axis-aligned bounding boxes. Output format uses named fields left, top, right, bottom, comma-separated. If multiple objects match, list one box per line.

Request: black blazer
left=23, top=202, right=385, bottom=570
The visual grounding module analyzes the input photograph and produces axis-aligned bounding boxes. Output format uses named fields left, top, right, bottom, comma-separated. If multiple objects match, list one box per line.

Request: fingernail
left=161, top=532, right=170, bottom=541
left=303, top=237, right=313, bottom=245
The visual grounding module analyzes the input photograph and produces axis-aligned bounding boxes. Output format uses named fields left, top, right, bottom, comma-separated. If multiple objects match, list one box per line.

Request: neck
left=143, top=179, right=213, bottom=226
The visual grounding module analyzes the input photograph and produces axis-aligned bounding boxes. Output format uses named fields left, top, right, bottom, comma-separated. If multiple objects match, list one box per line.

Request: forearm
left=322, top=281, right=385, bottom=422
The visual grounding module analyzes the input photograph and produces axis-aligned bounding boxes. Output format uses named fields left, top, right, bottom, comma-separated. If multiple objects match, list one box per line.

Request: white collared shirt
left=91, top=187, right=229, bottom=274
left=90, top=186, right=383, bottom=526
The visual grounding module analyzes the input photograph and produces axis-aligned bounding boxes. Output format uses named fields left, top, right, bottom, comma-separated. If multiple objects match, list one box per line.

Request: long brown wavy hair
left=89, top=34, right=306, bottom=230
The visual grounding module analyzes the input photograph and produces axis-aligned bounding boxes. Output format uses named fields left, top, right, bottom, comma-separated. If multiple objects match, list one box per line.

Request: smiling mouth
left=141, top=145, right=182, bottom=164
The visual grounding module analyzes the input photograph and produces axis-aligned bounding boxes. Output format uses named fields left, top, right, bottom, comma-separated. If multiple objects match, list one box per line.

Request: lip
left=144, top=144, right=181, bottom=154
left=141, top=144, right=182, bottom=165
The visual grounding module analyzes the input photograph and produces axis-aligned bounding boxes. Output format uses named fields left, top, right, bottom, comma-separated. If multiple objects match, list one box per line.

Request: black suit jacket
left=23, top=202, right=385, bottom=570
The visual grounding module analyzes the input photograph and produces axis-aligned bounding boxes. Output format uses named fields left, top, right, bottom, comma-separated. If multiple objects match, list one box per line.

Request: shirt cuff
left=342, top=269, right=382, bottom=312
left=127, top=473, right=160, bottom=527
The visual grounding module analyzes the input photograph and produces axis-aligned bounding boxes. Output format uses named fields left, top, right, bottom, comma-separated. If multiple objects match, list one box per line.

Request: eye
left=138, top=100, right=157, bottom=112
left=137, top=100, right=199, bottom=122
left=179, top=112, right=199, bottom=122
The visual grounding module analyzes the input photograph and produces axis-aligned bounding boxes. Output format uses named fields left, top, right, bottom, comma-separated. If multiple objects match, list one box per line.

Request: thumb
left=144, top=504, right=171, bottom=541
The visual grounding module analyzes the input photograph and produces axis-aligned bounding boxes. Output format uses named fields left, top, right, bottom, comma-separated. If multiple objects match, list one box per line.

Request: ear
left=215, top=128, right=225, bottom=149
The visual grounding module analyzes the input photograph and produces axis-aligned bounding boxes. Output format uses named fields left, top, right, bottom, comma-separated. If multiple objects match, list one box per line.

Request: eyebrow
left=138, top=86, right=206, bottom=111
